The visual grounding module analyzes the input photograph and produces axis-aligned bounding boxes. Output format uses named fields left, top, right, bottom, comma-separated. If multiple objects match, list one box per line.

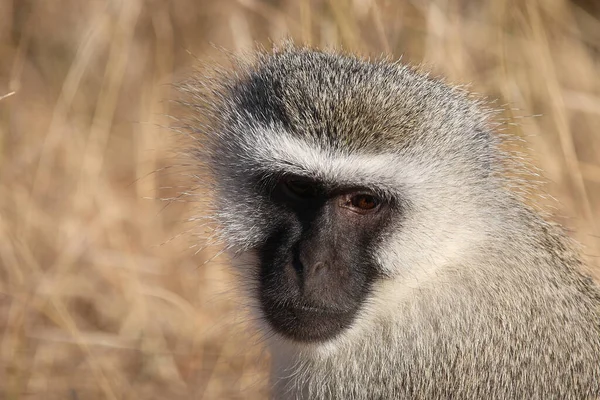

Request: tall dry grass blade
left=300, top=0, right=313, bottom=45
left=75, top=0, right=143, bottom=210
left=23, top=8, right=111, bottom=237
left=0, top=91, right=15, bottom=101
left=526, top=1, right=598, bottom=234
left=328, top=0, right=362, bottom=51
left=371, top=1, right=390, bottom=53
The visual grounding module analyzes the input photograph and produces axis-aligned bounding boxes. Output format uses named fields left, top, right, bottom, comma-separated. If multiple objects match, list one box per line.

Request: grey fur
left=179, top=43, right=600, bottom=399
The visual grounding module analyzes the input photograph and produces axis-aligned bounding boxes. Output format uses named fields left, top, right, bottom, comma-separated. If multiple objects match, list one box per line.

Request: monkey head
left=184, top=45, right=502, bottom=344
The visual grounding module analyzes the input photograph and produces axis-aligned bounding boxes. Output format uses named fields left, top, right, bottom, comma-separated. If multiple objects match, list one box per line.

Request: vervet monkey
left=179, top=44, right=600, bottom=399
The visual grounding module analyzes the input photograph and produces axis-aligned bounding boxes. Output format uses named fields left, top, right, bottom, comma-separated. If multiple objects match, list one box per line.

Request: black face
left=256, top=175, right=395, bottom=343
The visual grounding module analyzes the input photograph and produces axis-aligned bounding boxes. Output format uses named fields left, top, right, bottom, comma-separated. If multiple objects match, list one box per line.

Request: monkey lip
left=296, top=304, right=348, bottom=314
left=261, top=300, right=358, bottom=343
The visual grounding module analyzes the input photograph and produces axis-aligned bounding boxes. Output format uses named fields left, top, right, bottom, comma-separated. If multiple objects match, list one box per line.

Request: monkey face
left=253, top=175, right=396, bottom=343
left=195, top=46, right=499, bottom=345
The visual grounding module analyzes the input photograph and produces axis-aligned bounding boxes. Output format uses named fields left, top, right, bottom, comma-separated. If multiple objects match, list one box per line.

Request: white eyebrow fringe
left=244, top=128, right=430, bottom=197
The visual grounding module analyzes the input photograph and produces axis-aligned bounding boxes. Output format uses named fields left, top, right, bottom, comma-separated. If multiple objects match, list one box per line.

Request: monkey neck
left=268, top=208, right=600, bottom=399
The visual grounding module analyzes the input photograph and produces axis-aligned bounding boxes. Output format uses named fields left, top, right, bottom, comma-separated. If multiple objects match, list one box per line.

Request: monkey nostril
left=305, top=261, right=330, bottom=284
left=292, top=253, right=304, bottom=278
left=310, top=261, right=327, bottom=275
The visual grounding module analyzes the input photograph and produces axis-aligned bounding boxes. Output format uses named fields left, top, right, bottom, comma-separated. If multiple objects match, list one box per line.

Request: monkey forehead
left=223, top=47, right=489, bottom=154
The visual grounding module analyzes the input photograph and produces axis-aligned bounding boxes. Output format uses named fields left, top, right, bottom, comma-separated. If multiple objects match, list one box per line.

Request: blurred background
left=0, top=0, right=599, bottom=398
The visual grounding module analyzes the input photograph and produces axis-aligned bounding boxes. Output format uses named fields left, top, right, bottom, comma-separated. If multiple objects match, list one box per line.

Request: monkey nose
left=291, top=256, right=328, bottom=281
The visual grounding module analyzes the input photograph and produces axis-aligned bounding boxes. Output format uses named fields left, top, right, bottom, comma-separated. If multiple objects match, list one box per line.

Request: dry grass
left=0, top=0, right=599, bottom=398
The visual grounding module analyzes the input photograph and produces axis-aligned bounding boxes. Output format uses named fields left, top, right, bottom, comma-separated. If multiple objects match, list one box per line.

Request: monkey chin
left=259, top=297, right=359, bottom=344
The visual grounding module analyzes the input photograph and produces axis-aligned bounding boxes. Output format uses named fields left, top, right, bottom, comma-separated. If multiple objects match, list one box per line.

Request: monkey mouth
left=297, top=304, right=342, bottom=314
left=260, top=297, right=358, bottom=343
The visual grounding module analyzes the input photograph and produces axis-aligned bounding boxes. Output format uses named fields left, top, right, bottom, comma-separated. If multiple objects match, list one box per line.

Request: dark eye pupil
left=351, top=194, right=378, bottom=210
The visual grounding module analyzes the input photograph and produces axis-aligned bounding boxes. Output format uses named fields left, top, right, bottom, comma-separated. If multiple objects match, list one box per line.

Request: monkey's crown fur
left=183, top=43, right=500, bottom=178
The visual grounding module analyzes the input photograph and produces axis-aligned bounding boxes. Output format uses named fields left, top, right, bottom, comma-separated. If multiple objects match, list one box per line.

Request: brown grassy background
left=1, top=0, right=599, bottom=399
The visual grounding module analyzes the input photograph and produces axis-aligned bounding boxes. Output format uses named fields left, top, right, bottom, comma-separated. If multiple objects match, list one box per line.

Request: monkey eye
left=283, top=178, right=318, bottom=199
left=344, top=193, right=381, bottom=213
